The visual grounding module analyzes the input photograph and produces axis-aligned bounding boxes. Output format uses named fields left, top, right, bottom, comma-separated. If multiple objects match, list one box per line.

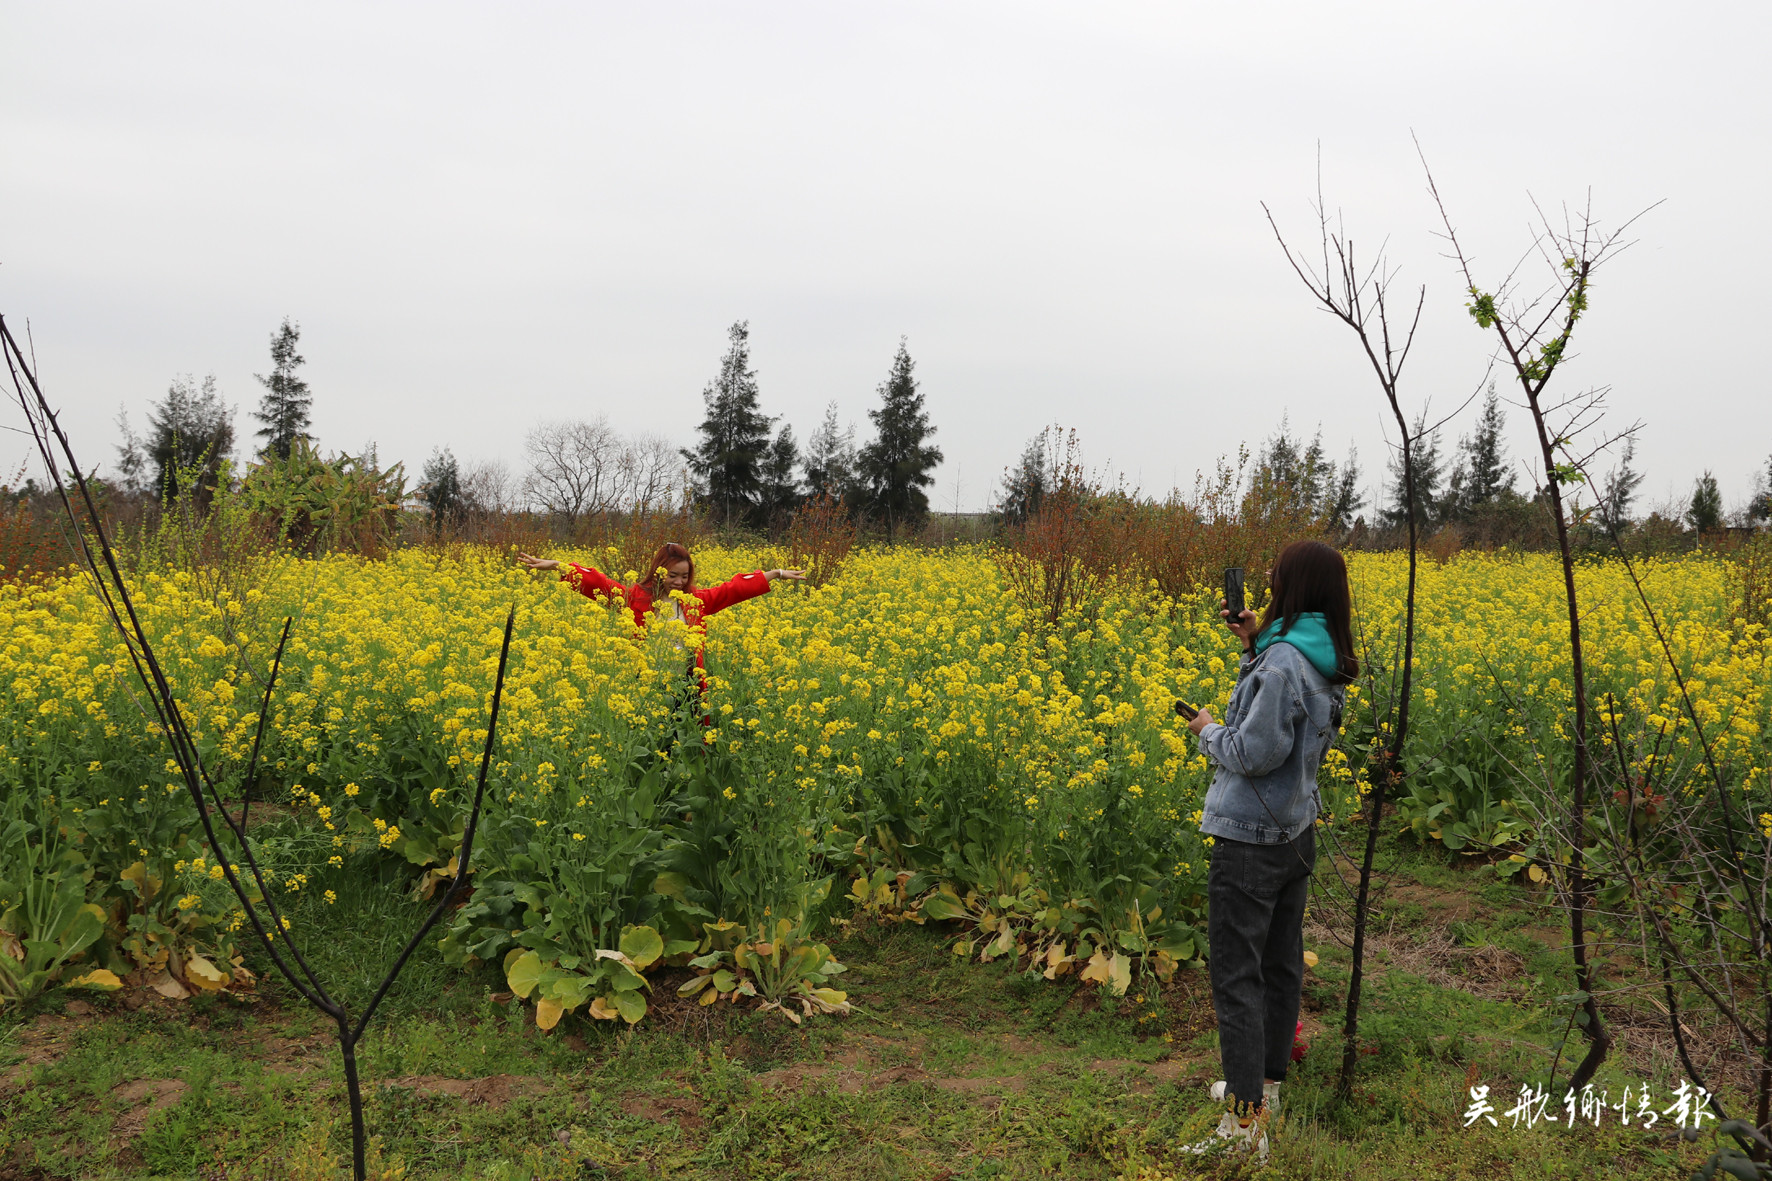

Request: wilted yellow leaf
left=150, top=971, right=190, bottom=1000
left=67, top=968, right=122, bottom=992
left=588, top=996, right=619, bottom=1021
left=121, top=861, right=162, bottom=901
left=698, top=987, right=719, bottom=1006
left=1528, top=865, right=1546, bottom=883
left=1108, top=952, right=1131, bottom=996
left=1080, top=950, right=1112, bottom=986
left=184, top=954, right=229, bottom=991
left=1302, top=950, right=1320, bottom=969
left=535, top=998, right=563, bottom=1030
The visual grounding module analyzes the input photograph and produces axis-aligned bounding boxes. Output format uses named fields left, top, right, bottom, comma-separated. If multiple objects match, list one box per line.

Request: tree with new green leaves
left=682, top=321, right=774, bottom=529
left=857, top=339, right=942, bottom=538
left=1687, top=470, right=1723, bottom=535
left=252, top=318, right=313, bottom=461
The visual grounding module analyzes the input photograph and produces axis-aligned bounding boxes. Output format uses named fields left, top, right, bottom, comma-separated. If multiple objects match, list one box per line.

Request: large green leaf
left=920, top=893, right=968, bottom=922
left=618, top=925, right=665, bottom=970
left=542, top=973, right=593, bottom=1012
left=612, top=989, right=647, bottom=1024
left=505, top=950, right=543, bottom=999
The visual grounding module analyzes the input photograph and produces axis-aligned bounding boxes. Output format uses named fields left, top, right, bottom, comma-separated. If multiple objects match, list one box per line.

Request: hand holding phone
left=1223, top=567, right=1246, bottom=624
left=1174, top=700, right=1199, bottom=720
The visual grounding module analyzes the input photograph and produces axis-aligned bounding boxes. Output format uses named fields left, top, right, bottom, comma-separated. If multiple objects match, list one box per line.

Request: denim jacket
left=1197, top=640, right=1345, bottom=844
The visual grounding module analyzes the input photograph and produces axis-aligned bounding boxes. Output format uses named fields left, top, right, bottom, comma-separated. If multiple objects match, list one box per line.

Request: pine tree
left=420, top=447, right=465, bottom=527
left=252, top=318, right=313, bottom=460
left=1749, top=454, right=1772, bottom=525
left=1252, top=419, right=1342, bottom=520
left=140, top=374, right=235, bottom=507
left=1380, top=410, right=1444, bottom=531
left=754, top=424, right=802, bottom=529
left=857, top=339, right=942, bottom=538
left=1325, top=445, right=1365, bottom=530
left=1464, top=384, right=1515, bottom=505
left=1597, top=438, right=1645, bottom=535
left=1687, top=471, right=1723, bottom=535
left=996, top=426, right=1055, bottom=524
left=681, top=321, right=774, bottom=529
left=1445, top=384, right=1515, bottom=520
left=802, top=401, right=857, bottom=501
left=1297, top=431, right=1333, bottom=513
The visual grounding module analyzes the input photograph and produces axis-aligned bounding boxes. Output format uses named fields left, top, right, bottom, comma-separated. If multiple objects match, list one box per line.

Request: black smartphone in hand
left=1175, top=700, right=1199, bottom=720
left=1223, top=566, right=1246, bottom=625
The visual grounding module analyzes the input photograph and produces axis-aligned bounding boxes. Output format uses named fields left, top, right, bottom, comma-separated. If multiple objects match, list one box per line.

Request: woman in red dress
left=516, top=542, right=804, bottom=682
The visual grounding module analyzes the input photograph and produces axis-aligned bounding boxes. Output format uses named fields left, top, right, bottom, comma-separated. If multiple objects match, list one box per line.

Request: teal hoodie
left=1253, top=612, right=1342, bottom=681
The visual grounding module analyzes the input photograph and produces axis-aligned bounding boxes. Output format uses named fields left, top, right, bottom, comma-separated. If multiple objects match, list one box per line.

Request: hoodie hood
left=1254, top=612, right=1342, bottom=681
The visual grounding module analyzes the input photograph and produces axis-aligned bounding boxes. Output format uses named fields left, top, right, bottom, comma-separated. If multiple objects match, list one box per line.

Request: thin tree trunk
left=1527, top=402, right=1611, bottom=1094
left=1759, top=979, right=1771, bottom=1161
left=1339, top=401, right=1420, bottom=1098
left=339, top=1021, right=366, bottom=1178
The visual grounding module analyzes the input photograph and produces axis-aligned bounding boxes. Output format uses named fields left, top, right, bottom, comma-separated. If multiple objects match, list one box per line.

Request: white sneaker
left=1181, top=1108, right=1270, bottom=1161
left=1207, top=1080, right=1281, bottom=1113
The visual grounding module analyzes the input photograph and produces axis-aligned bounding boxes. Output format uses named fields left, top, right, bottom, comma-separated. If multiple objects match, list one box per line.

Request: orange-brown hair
left=642, top=542, right=695, bottom=596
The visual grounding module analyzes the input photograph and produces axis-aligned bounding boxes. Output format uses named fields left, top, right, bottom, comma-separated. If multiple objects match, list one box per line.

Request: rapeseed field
left=1, top=547, right=1765, bottom=1026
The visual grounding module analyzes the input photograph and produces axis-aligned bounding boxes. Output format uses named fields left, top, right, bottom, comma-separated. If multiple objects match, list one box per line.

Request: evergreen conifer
left=857, top=339, right=942, bottom=538
left=252, top=318, right=313, bottom=460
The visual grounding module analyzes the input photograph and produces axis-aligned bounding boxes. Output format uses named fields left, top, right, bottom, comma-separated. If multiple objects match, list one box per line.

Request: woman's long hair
left=642, top=542, right=695, bottom=597
left=1258, top=539, right=1359, bottom=684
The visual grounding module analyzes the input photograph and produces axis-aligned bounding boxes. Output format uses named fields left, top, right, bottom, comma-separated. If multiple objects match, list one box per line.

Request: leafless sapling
left=2, top=314, right=515, bottom=1181
left=1263, top=175, right=1442, bottom=1099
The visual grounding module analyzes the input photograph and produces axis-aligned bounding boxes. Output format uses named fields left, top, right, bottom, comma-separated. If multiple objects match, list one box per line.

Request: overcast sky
left=3, top=2, right=1767, bottom=515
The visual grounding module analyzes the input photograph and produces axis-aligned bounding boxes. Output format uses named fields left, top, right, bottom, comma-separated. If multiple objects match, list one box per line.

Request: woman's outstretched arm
left=691, top=568, right=805, bottom=616
left=516, top=553, right=622, bottom=601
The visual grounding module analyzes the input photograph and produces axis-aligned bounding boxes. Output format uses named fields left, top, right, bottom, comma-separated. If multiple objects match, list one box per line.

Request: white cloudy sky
left=2, top=2, right=1767, bottom=514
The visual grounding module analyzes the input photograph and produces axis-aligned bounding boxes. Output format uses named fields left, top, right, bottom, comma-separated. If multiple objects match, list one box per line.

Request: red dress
left=561, top=563, right=772, bottom=672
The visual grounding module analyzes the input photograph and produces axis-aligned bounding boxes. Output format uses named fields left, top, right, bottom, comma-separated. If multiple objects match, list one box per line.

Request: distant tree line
left=99, top=314, right=1770, bottom=551
left=989, top=380, right=1771, bottom=551
left=679, top=322, right=942, bottom=538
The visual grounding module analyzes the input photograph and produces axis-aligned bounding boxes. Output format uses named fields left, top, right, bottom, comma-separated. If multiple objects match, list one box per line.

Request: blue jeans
left=1207, top=828, right=1315, bottom=1112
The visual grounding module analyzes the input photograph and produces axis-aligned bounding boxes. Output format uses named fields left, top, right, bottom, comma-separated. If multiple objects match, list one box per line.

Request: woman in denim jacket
left=1182, top=540, right=1358, bottom=1159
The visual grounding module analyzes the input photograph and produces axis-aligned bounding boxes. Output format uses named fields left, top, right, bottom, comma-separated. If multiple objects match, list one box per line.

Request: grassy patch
left=0, top=843, right=1736, bottom=1180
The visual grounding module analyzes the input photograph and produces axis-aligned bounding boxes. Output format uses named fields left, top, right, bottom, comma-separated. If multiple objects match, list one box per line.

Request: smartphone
left=1174, top=700, right=1199, bottom=721
left=1223, top=566, right=1246, bottom=625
